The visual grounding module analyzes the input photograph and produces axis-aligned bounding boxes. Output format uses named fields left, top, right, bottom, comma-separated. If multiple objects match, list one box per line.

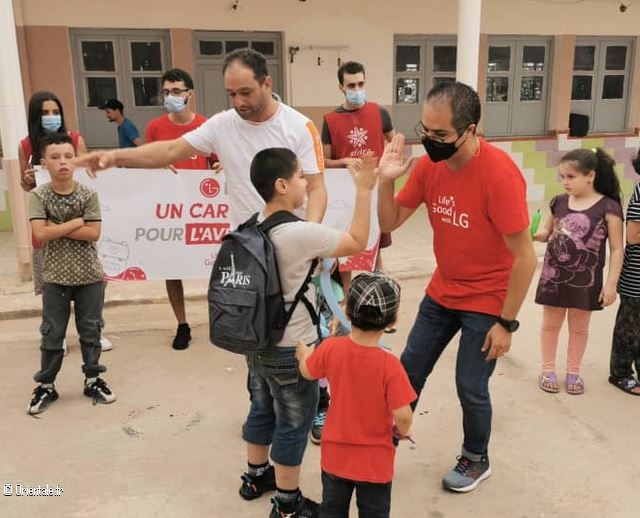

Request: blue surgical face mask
left=41, top=114, right=62, bottom=133
left=345, top=89, right=367, bottom=106
left=164, top=95, right=187, bottom=113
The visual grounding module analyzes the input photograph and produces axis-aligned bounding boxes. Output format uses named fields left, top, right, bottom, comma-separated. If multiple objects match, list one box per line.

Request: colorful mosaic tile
left=402, top=135, right=640, bottom=203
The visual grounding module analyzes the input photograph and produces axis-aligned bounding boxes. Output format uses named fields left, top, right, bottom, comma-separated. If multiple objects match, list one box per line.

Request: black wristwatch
left=496, top=316, right=520, bottom=332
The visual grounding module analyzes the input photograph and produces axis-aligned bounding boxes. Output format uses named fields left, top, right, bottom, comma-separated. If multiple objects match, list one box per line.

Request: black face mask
left=421, top=134, right=465, bottom=163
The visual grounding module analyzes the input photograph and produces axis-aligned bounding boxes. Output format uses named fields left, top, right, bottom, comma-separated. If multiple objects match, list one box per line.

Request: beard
left=234, top=96, right=270, bottom=121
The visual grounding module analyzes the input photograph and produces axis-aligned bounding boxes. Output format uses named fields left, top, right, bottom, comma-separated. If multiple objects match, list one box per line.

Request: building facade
left=2, top=0, right=640, bottom=230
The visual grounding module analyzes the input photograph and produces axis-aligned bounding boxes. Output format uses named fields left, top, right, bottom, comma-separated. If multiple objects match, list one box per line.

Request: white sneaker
left=100, top=336, right=113, bottom=351
left=63, top=339, right=68, bottom=356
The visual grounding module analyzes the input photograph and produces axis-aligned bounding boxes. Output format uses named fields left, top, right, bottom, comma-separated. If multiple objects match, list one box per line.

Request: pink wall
left=22, top=26, right=79, bottom=132
left=170, top=28, right=194, bottom=76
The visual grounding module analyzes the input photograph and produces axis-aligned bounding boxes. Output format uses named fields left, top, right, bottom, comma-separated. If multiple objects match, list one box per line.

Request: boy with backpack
left=229, top=147, right=376, bottom=518
left=27, top=133, right=116, bottom=415
left=296, top=272, right=416, bottom=518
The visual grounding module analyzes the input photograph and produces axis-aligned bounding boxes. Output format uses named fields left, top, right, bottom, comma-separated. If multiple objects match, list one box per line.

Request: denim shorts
left=242, top=346, right=319, bottom=466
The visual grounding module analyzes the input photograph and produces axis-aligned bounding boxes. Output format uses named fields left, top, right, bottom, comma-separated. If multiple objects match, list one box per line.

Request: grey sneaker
left=442, top=455, right=491, bottom=493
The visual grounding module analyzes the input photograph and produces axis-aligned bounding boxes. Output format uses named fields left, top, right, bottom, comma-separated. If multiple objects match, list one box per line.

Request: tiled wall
left=406, top=135, right=640, bottom=203
left=2, top=136, right=639, bottom=232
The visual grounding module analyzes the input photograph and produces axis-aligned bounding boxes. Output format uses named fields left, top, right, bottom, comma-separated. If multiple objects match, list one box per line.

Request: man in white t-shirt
left=78, top=48, right=327, bottom=227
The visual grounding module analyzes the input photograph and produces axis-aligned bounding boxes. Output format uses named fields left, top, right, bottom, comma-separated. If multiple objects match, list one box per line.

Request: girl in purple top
left=533, top=148, right=624, bottom=395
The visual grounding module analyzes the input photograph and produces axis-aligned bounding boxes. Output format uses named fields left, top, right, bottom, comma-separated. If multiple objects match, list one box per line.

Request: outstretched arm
left=75, top=137, right=198, bottom=177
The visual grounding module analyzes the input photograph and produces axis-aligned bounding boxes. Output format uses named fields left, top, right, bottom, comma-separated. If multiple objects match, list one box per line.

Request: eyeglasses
left=414, top=121, right=463, bottom=143
left=162, top=88, right=190, bottom=97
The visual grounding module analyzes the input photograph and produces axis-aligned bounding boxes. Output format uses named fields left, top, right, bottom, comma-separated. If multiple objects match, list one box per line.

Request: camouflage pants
left=610, top=295, right=640, bottom=379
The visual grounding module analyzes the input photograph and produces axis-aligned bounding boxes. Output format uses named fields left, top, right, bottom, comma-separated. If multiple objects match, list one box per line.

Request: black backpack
left=208, top=210, right=319, bottom=355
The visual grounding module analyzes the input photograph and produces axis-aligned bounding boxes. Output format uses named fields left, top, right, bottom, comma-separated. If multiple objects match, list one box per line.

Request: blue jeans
left=401, top=296, right=497, bottom=456
left=243, top=346, right=319, bottom=466
left=320, top=471, right=392, bottom=518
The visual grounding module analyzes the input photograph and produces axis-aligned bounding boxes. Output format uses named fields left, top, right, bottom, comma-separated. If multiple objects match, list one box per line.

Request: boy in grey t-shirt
left=238, top=147, right=377, bottom=518
left=27, top=133, right=116, bottom=415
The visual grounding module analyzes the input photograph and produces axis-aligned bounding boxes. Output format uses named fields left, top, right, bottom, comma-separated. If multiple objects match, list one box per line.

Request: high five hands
left=346, top=151, right=379, bottom=191
left=378, top=134, right=417, bottom=182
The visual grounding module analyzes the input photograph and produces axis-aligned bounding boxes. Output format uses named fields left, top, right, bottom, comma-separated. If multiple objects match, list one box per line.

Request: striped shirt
left=618, top=183, right=640, bottom=297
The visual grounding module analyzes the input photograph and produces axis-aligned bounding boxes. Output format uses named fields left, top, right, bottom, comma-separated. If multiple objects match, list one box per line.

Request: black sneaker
left=172, top=323, right=191, bottom=350
left=239, top=465, right=276, bottom=500
left=83, top=378, right=117, bottom=405
left=27, top=385, right=58, bottom=415
left=269, top=494, right=319, bottom=518
left=442, top=454, right=491, bottom=493
left=309, top=409, right=326, bottom=445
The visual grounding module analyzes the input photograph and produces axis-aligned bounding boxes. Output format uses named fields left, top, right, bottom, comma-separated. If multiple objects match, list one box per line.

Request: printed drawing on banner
left=100, top=238, right=147, bottom=280
left=98, top=196, right=147, bottom=280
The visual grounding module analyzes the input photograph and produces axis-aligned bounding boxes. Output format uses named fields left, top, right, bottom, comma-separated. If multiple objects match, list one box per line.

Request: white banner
left=35, top=168, right=379, bottom=280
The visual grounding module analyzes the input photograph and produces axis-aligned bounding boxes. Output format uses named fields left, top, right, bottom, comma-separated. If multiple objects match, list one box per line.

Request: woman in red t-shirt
left=19, top=91, right=86, bottom=194
left=19, top=91, right=87, bottom=295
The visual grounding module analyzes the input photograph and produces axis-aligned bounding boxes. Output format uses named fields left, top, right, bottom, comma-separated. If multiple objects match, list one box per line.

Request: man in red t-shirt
left=145, top=68, right=217, bottom=350
left=377, top=81, right=537, bottom=493
left=298, top=272, right=416, bottom=517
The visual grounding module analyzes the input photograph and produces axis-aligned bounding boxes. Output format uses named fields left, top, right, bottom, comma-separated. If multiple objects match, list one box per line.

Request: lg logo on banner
left=200, top=178, right=221, bottom=198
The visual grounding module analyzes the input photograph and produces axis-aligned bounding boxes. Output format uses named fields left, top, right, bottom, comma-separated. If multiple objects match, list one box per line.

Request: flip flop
left=608, top=376, right=640, bottom=396
left=538, top=372, right=559, bottom=393
left=565, top=374, right=585, bottom=395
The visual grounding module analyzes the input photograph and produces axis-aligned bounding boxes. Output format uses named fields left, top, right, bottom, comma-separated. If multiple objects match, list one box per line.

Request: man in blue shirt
left=100, top=99, right=142, bottom=148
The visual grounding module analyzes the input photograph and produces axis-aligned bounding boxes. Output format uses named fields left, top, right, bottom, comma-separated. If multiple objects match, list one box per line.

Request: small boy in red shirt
left=297, top=272, right=416, bottom=517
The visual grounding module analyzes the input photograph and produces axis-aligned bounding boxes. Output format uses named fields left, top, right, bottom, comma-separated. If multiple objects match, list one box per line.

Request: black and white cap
left=347, top=271, right=400, bottom=325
